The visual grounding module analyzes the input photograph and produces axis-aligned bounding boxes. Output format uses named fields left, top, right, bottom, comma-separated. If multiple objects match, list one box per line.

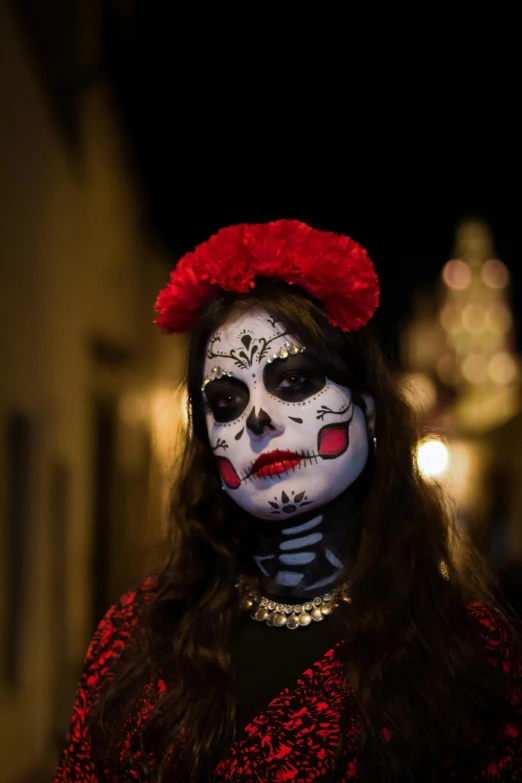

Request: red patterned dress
left=53, top=582, right=522, bottom=782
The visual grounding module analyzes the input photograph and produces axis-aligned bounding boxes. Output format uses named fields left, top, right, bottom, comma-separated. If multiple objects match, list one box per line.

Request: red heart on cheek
left=318, top=421, right=349, bottom=459
left=218, top=457, right=241, bottom=489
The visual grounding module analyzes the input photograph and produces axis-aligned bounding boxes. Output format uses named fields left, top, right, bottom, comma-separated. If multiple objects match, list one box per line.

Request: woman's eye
left=204, top=378, right=249, bottom=422
left=216, top=393, right=241, bottom=408
left=264, top=358, right=326, bottom=403
left=279, top=373, right=306, bottom=389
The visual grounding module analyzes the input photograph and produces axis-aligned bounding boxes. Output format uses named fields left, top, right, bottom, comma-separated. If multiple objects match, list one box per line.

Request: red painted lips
left=251, top=449, right=303, bottom=478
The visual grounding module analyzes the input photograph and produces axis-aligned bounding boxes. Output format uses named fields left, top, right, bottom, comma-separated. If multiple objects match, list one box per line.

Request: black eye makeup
left=263, top=354, right=326, bottom=403
left=203, top=377, right=250, bottom=423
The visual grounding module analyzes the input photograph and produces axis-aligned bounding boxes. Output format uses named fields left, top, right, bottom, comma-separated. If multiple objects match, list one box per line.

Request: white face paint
left=203, top=310, right=372, bottom=521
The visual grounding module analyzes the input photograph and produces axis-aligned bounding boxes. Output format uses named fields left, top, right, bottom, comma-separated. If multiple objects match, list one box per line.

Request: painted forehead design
left=205, top=316, right=305, bottom=372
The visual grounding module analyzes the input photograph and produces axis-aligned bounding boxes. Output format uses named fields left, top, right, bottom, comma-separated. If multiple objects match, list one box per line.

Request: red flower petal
left=154, top=220, right=379, bottom=333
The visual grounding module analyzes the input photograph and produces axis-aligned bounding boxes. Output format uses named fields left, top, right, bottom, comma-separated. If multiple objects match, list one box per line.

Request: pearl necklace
left=237, top=560, right=450, bottom=630
left=238, top=579, right=351, bottom=630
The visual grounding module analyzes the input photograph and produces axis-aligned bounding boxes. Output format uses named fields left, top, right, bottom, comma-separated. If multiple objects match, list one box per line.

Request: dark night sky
left=103, top=6, right=521, bottom=355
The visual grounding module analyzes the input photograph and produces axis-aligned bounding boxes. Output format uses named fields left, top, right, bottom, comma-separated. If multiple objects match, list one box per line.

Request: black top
left=231, top=605, right=341, bottom=738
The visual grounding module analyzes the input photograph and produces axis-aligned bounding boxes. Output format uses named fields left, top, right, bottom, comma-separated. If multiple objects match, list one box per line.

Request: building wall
left=0, top=6, right=185, bottom=780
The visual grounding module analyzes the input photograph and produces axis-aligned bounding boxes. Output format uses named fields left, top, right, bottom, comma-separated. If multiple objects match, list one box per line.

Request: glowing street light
left=416, top=438, right=450, bottom=479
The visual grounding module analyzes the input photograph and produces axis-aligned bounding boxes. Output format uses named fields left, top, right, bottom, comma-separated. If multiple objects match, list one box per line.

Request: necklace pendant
left=239, top=577, right=349, bottom=629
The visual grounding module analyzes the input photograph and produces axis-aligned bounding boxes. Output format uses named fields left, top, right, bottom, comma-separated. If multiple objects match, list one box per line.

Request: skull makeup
left=203, top=310, right=373, bottom=521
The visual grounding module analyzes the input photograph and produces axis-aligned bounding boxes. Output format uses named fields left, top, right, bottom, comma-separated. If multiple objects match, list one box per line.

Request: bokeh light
left=481, top=259, right=509, bottom=289
left=462, top=303, right=486, bottom=334
left=485, top=302, right=512, bottom=335
left=416, top=438, right=450, bottom=479
left=461, top=353, right=488, bottom=384
left=442, top=259, right=472, bottom=290
left=452, top=331, right=472, bottom=355
left=440, top=303, right=462, bottom=333
left=488, top=352, right=518, bottom=385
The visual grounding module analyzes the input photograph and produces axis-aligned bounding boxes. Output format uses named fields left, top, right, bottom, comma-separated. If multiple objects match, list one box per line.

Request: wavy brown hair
left=91, top=281, right=520, bottom=782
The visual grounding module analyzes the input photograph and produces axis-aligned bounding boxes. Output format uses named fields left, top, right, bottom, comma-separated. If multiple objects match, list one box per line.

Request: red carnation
left=154, top=253, right=214, bottom=333
left=154, top=220, right=379, bottom=333
left=196, top=224, right=257, bottom=292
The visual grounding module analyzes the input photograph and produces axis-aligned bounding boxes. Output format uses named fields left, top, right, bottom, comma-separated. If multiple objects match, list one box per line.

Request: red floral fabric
left=153, top=220, right=380, bottom=334
left=53, top=589, right=522, bottom=782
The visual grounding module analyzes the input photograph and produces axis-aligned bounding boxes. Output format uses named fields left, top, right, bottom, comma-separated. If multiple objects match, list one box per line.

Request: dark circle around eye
left=263, top=355, right=326, bottom=403
left=204, top=378, right=250, bottom=423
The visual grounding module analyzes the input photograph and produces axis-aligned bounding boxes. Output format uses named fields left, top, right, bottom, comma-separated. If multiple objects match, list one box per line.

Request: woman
left=54, top=220, right=522, bottom=782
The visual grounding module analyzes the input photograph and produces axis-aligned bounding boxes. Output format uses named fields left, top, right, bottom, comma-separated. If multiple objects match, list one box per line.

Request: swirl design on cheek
left=313, top=397, right=355, bottom=457
left=316, top=402, right=351, bottom=421
left=211, top=438, right=228, bottom=452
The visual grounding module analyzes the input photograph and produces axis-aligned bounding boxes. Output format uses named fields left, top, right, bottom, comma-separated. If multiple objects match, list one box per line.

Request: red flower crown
left=154, top=219, right=379, bottom=333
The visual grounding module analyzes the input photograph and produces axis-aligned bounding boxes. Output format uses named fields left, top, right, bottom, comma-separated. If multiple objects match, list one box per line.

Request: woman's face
left=202, top=308, right=373, bottom=520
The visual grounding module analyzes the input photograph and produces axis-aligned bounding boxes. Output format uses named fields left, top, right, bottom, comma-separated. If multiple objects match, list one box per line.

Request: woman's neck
left=239, top=487, right=359, bottom=600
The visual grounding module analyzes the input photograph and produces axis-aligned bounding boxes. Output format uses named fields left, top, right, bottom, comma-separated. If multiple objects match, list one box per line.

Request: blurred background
left=1, top=2, right=521, bottom=780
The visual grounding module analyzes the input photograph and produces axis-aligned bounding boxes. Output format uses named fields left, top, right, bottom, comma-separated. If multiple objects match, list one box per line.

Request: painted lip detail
left=251, top=449, right=303, bottom=477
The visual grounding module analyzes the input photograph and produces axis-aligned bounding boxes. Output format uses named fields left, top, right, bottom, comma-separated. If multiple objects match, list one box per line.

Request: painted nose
left=246, top=407, right=274, bottom=436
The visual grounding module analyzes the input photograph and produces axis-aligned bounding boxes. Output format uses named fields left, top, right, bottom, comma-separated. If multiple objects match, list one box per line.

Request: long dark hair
left=91, top=281, right=520, bottom=781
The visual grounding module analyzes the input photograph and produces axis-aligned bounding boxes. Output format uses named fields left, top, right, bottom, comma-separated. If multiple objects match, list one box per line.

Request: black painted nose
left=246, top=407, right=274, bottom=436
